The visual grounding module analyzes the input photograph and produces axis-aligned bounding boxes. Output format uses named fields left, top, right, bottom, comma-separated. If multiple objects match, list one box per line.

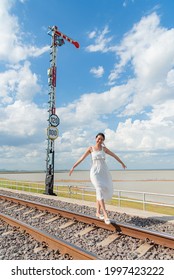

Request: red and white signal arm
left=47, top=126, right=59, bottom=140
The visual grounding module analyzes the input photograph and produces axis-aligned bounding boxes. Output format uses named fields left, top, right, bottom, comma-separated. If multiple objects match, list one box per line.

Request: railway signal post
left=45, top=26, right=79, bottom=195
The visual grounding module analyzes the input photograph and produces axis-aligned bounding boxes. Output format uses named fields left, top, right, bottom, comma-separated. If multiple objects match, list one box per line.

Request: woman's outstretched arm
left=69, top=147, right=91, bottom=176
left=104, top=147, right=127, bottom=169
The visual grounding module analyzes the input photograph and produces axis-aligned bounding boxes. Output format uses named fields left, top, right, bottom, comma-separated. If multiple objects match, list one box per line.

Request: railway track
left=0, top=213, right=98, bottom=260
left=0, top=194, right=174, bottom=260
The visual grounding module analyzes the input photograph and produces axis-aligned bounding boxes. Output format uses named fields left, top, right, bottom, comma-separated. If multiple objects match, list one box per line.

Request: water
left=1, top=170, right=174, bottom=205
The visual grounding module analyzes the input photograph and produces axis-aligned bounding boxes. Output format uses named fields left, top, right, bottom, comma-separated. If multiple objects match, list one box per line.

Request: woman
left=69, top=132, right=127, bottom=224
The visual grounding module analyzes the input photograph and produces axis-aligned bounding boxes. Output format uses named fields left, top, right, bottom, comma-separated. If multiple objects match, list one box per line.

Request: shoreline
left=1, top=168, right=174, bottom=173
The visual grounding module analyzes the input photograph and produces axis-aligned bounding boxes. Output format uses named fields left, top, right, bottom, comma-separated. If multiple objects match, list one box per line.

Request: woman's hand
left=122, top=163, right=127, bottom=169
left=69, top=167, right=74, bottom=176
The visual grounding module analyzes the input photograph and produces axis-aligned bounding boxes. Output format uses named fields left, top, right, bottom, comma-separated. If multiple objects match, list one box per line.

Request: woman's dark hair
left=96, top=132, right=105, bottom=140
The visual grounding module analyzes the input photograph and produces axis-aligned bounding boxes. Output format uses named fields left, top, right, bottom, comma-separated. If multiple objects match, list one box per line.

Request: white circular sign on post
left=47, top=126, right=59, bottom=140
left=49, top=114, right=60, bottom=127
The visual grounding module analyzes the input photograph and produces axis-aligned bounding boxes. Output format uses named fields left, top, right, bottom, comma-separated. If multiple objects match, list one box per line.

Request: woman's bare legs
left=98, top=199, right=108, bottom=220
left=96, top=200, right=101, bottom=217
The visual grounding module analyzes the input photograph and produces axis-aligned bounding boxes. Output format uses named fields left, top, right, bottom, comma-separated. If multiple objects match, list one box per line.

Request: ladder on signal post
left=45, top=26, right=79, bottom=195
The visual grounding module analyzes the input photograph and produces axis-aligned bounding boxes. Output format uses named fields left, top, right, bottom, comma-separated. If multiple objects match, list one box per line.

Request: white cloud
left=0, top=97, right=47, bottom=169
left=88, top=30, right=97, bottom=39
left=90, top=66, right=104, bottom=78
left=58, top=83, right=132, bottom=130
left=0, top=61, right=41, bottom=105
left=105, top=100, right=174, bottom=152
left=0, top=142, right=46, bottom=170
left=0, top=0, right=49, bottom=64
left=86, top=26, right=114, bottom=53
left=0, top=1, right=48, bottom=170
left=166, top=69, right=174, bottom=87
left=108, top=12, right=166, bottom=83
left=107, top=12, right=174, bottom=116
left=0, top=100, right=47, bottom=139
left=0, top=1, right=48, bottom=169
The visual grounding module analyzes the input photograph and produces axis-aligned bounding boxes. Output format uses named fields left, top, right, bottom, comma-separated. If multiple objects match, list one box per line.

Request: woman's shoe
left=96, top=214, right=104, bottom=220
left=99, top=215, right=104, bottom=220
left=104, top=218, right=111, bottom=224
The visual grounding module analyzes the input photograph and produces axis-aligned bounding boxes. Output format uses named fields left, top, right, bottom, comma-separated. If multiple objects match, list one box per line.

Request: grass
left=0, top=179, right=173, bottom=215
left=118, top=199, right=174, bottom=215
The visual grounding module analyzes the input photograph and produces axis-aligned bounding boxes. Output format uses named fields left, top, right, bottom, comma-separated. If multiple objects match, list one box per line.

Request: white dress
left=90, top=147, right=113, bottom=201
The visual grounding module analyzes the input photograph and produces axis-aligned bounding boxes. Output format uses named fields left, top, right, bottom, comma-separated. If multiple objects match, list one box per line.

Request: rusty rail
left=0, top=212, right=98, bottom=260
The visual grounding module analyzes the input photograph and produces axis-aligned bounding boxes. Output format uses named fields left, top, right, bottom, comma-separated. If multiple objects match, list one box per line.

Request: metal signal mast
left=45, top=26, right=79, bottom=195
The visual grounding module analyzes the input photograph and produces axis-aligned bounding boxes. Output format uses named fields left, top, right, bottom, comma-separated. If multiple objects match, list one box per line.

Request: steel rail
left=0, top=212, right=99, bottom=260
left=0, top=194, right=174, bottom=249
left=110, top=221, right=174, bottom=249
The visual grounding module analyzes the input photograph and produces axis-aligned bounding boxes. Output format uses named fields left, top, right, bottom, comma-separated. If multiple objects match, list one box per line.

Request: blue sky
left=0, top=0, right=174, bottom=171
